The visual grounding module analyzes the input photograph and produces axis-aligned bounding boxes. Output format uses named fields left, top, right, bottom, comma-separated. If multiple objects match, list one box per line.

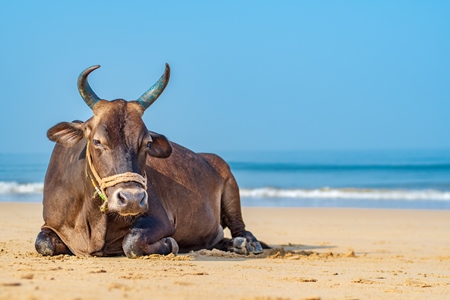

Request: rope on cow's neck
left=85, top=141, right=147, bottom=213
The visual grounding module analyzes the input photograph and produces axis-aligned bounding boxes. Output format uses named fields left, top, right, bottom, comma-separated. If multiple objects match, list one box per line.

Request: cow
left=35, top=64, right=264, bottom=258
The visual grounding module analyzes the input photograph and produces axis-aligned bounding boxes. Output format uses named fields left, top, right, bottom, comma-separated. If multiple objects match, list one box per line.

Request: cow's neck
left=67, top=143, right=109, bottom=256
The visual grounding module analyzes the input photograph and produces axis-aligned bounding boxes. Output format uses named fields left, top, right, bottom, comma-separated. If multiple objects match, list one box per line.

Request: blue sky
left=1, top=1, right=449, bottom=154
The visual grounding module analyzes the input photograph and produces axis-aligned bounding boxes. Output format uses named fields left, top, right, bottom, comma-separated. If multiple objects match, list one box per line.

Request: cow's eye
left=93, top=139, right=101, bottom=146
left=146, top=141, right=152, bottom=148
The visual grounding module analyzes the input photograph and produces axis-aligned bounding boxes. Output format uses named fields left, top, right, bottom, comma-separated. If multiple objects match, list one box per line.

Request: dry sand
left=0, top=203, right=449, bottom=300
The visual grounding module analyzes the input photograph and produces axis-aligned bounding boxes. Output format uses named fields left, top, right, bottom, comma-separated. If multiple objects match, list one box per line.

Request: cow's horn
left=78, top=65, right=101, bottom=109
left=137, top=63, right=170, bottom=110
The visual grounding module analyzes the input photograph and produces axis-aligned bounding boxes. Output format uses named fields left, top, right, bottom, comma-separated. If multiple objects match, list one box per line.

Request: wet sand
left=0, top=203, right=449, bottom=300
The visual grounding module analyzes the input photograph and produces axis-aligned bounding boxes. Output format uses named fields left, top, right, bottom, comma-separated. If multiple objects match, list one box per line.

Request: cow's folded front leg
left=143, top=237, right=179, bottom=256
left=122, top=228, right=178, bottom=258
left=35, top=228, right=72, bottom=256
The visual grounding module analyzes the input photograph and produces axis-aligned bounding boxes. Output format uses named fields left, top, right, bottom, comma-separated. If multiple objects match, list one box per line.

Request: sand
left=0, top=203, right=449, bottom=300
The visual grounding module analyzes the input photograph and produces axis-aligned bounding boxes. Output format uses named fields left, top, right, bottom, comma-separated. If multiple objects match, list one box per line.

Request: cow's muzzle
left=89, top=171, right=148, bottom=215
left=109, top=185, right=149, bottom=216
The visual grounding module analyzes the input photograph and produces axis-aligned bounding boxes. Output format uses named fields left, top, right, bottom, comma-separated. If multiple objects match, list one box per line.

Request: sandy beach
left=0, top=203, right=449, bottom=300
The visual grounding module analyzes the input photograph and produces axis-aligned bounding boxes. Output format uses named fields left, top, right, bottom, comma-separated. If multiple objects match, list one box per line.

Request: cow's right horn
left=137, top=63, right=170, bottom=110
left=78, top=65, right=101, bottom=109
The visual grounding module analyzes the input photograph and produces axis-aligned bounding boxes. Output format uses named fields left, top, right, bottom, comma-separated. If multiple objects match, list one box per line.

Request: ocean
left=1, top=150, right=450, bottom=209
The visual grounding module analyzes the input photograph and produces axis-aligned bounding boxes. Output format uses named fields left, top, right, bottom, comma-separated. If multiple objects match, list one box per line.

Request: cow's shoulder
left=146, top=141, right=231, bottom=180
left=197, top=152, right=232, bottom=179
left=167, top=142, right=231, bottom=174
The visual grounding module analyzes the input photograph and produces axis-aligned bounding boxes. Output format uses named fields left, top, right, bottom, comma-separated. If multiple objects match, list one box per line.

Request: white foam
left=1, top=181, right=449, bottom=202
left=0, top=182, right=44, bottom=194
left=239, top=187, right=450, bottom=201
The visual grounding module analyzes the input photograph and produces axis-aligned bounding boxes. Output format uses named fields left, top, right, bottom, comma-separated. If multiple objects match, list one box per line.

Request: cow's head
left=47, top=64, right=172, bottom=216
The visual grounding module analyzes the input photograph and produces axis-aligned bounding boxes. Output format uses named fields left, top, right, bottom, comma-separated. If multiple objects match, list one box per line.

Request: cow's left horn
left=137, top=63, right=170, bottom=110
left=78, top=65, right=101, bottom=109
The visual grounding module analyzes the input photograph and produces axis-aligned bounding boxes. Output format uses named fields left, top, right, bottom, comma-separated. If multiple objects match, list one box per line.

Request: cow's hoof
left=231, top=237, right=248, bottom=255
left=242, top=230, right=264, bottom=254
left=35, top=231, right=57, bottom=256
left=231, top=237, right=263, bottom=255
left=247, top=241, right=263, bottom=254
left=35, top=229, right=71, bottom=256
left=123, top=233, right=179, bottom=258
left=162, top=237, right=179, bottom=255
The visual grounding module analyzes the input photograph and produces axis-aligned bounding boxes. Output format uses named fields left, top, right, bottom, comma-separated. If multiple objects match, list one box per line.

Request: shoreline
left=1, top=197, right=450, bottom=211
left=1, top=203, right=449, bottom=299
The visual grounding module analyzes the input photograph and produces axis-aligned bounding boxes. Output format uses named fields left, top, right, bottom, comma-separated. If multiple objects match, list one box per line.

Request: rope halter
left=85, top=141, right=147, bottom=212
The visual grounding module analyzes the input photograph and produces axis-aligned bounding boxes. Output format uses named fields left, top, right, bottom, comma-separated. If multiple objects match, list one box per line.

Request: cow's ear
left=148, top=131, right=172, bottom=158
left=47, top=121, right=85, bottom=147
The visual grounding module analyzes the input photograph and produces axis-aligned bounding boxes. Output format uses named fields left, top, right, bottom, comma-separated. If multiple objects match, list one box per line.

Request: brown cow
left=35, top=64, right=264, bottom=257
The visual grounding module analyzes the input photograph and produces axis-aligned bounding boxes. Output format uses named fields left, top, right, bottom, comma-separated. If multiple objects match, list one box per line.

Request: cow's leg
left=219, top=175, right=264, bottom=255
left=35, top=228, right=72, bottom=256
left=122, top=229, right=178, bottom=258
left=122, top=214, right=178, bottom=258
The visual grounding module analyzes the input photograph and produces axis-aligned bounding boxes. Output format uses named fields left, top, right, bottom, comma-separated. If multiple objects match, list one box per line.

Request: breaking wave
left=0, top=182, right=44, bottom=194
left=239, top=187, right=450, bottom=201
left=1, top=182, right=450, bottom=203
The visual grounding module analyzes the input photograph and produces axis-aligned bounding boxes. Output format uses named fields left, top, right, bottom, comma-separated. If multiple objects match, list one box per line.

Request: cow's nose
left=117, top=189, right=147, bottom=206
left=111, top=188, right=148, bottom=215
left=117, top=190, right=146, bottom=206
